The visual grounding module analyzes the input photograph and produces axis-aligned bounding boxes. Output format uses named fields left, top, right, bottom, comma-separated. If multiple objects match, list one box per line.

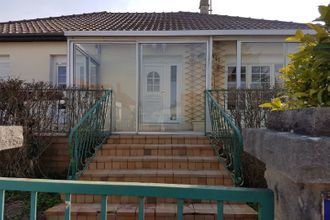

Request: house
left=0, top=1, right=311, bottom=134
left=0, top=1, right=312, bottom=219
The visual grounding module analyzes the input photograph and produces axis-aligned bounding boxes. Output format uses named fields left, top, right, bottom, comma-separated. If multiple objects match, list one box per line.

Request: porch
left=65, top=39, right=297, bottom=134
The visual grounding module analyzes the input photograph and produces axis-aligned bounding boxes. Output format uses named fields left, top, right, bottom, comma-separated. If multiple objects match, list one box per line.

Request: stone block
left=0, top=126, right=23, bottom=150
left=243, top=127, right=330, bottom=220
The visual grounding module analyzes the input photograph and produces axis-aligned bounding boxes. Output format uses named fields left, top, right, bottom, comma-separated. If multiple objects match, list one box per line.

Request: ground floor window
left=51, top=55, right=67, bottom=88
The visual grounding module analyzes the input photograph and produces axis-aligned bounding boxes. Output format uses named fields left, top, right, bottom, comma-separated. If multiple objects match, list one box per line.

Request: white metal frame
left=68, top=38, right=300, bottom=132
left=67, top=39, right=210, bottom=133
left=137, top=40, right=209, bottom=133
left=65, top=29, right=315, bottom=37
left=234, top=40, right=300, bottom=89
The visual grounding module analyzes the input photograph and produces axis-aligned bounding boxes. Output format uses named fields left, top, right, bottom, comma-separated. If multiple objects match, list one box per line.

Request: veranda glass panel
left=73, top=43, right=137, bottom=132
left=139, top=43, right=207, bottom=132
left=212, top=41, right=237, bottom=89
left=241, top=42, right=299, bottom=89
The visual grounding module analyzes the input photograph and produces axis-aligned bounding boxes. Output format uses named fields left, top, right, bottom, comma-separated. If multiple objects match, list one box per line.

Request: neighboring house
left=0, top=1, right=312, bottom=133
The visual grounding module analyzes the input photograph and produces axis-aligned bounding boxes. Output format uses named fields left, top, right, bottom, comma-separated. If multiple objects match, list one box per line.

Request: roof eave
left=65, top=29, right=315, bottom=37
left=0, top=33, right=66, bottom=42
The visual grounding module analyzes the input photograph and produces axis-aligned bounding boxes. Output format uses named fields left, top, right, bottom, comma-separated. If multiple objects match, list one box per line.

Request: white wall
left=0, top=41, right=67, bottom=82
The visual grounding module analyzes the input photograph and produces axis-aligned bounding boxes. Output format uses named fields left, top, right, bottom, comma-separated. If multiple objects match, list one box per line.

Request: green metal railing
left=68, top=90, right=112, bottom=180
left=206, top=90, right=244, bottom=186
left=0, top=177, right=274, bottom=220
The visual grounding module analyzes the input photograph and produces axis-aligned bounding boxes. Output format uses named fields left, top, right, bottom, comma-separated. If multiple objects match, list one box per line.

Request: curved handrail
left=68, top=90, right=112, bottom=179
left=206, top=90, right=243, bottom=186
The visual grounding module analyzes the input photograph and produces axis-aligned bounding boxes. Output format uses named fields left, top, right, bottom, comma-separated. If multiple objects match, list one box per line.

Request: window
left=57, top=65, right=67, bottom=88
left=0, top=56, right=10, bottom=80
left=251, top=65, right=271, bottom=89
left=227, top=66, right=246, bottom=88
left=170, top=65, right=177, bottom=120
left=147, top=71, right=160, bottom=92
left=52, top=55, right=67, bottom=87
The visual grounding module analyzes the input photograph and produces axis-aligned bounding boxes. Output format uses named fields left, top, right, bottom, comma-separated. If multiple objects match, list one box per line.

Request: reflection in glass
left=140, top=43, right=207, bottom=132
left=73, top=43, right=137, bottom=132
left=240, top=42, right=299, bottom=89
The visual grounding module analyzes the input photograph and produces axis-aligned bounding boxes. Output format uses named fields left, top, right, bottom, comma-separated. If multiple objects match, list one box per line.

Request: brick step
left=107, top=135, right=210, bottom=145
left=69, top=168, right=233, bottom=203
left=98, top=144, right=215, bottom=157
left=79, top=169, right=232, bottom=186
left=90, top=156, right=224, bottom=171
left=66, top=193, right=223, bottom=204
left=45, top=203, right=257, bottom=220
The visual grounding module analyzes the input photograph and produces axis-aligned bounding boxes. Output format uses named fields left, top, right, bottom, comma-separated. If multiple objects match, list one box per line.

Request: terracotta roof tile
left=0, top=11, right=309, bottom=35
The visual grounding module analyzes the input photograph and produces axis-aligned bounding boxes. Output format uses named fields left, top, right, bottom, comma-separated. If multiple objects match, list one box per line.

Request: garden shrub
left=261, top=5, right=330, bottom=110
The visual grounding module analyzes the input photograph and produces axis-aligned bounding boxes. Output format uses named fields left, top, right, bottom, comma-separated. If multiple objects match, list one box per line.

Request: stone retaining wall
left=243, top=109, right=330, bottom=220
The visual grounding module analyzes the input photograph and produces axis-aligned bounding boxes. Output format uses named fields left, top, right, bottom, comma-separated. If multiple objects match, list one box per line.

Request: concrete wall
left=243, top=109, right=330, bottom=220
left=0, top=41, right=67, bottom=82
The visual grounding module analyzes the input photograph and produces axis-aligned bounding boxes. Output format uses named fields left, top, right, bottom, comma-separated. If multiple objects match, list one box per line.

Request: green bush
left=261, top=5, right=330, bottom=110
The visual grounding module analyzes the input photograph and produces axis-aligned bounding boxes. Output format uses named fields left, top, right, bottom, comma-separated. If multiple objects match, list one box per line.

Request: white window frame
left=248, top=64, right=275, bottom=89
left=226, top=64, right=278, bottom=89
left=56, top=64, right=67, bottom=87
left=51, top=55, right=67, bottom=87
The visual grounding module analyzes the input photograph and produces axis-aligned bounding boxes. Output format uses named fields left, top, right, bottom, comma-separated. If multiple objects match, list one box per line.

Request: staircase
left=45, top=135, right=256, bottom=220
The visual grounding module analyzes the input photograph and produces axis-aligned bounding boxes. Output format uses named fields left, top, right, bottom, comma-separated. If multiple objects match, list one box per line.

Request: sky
left=0, top=0, right=328, bottom=23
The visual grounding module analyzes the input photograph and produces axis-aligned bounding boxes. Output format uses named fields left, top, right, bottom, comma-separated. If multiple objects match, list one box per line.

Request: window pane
left=241, top=74, right=246, bottom=81
left=228, top=73, right=236, bottom=81
left=227, top=66, right=246, bottom=88
left=170, top=65, right=177, bottom=120
left=74, top=43, right=137, bottom=132
left=228, top=66, right=236, bottom=73
left=57, top=66, right=66, bottom=85
left=141, top=43, right=206, bottom=132
left=261, top=66, right=270, bottom=73
left=241, top=66, right=246, bottom=73
left=154, top=78, right=160, bottom=85
left=153, top=85, right=160, bottom=92
left=252, top=66, right=260, bottom=73
left=252, top=74, right=260, bottom=82
left=261, top=74, right=270, bottom=82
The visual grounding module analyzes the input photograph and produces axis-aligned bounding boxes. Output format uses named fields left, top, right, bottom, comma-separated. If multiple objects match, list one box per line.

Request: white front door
left=141, top=62, right=181, bottom=124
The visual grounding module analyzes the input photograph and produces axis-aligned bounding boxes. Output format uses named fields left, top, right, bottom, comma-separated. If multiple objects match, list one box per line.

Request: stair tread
left=109, top=135, right=208, bottom=138
left=46, top=202, right=256, bottom=217
left=103, top=143, right=212, bottom=147
left=94, top=155, right=218, bottom=162
left=84, top=169, right=228, bottom=177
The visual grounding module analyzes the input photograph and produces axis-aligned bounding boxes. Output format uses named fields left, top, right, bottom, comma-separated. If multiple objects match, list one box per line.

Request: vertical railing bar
left=258, top=196, right=275, bottom=220
left=138, top=197, right=145, bottom=220
left=30, top=191, right=38, bottom=220
left=177, top=199, right=184, bottom=220
left=64, top=193, right=71, bottom=220
left=216, top=201, right=224, bottom=220
left=0, top=190, right=5, bottom=220
left=101, top=195, right=108, bottom=220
